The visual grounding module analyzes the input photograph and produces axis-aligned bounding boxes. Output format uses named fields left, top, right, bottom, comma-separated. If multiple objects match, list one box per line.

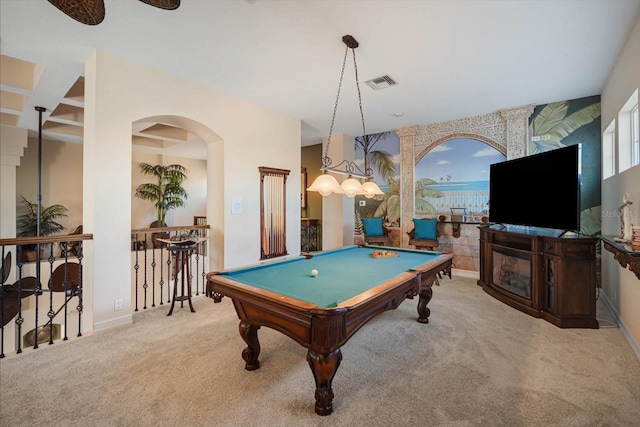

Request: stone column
left=498, top=104, right=535, bottom=159
left=396, top=125, right=418, bottom=248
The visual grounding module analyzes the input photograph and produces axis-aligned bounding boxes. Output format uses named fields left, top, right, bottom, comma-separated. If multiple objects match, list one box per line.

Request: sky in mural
left=354, top=134, right=506, bottom=186
left=416, top=138, right=505, bottom=183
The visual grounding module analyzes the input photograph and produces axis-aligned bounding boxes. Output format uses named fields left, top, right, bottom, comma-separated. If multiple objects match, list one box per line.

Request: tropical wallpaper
left=353, top=95, right=602, bottom=237
left=528, top=95, right=601, bottom=236
left=353, top=132, right=400, bottom=230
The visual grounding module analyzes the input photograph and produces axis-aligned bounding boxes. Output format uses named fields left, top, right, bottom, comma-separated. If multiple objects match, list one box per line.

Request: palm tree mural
left=415, top=178, right=445, bottom=216
left=354, top=132, right=398, bottom=226
left=370, top=177, right=445, bottom=225
left=372, top=179, right=400, bottom=226
left=529, top=98, right=602, bottom=236
left=528, top=100, right=600, bottom=154
left=355, top=131, right=447, bottom=228
left=354, top=132, right=396, bottom=183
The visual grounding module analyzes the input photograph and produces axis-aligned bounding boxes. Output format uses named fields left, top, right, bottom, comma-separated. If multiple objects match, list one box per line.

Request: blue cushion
left=362, top=217, right=384, bottom=237
left=413, top=218, right=437, bottom=240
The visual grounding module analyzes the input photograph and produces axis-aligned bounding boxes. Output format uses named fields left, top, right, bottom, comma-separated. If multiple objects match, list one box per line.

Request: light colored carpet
left=1, top=276, right=639, bottom=427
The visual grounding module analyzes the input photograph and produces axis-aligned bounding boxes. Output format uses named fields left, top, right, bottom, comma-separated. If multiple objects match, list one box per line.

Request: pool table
left=206, top=245, right=453, bottom=415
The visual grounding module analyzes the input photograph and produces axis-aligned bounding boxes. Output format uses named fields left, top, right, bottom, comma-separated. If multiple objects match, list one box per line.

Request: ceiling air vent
left=365, top=75, right=397, bottom=90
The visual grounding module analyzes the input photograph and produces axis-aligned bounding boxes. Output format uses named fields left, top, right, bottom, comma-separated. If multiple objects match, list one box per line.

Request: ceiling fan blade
left=47, top=0, right=105, bottom=25
left=138, top=0, right=181, bottom=10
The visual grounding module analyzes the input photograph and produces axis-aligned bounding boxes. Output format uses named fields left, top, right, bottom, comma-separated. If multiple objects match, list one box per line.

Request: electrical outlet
left=114, top=299, right=123, bottom=311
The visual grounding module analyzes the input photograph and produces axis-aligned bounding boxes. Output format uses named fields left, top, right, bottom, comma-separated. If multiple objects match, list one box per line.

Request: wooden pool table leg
left=239, top=320, right=261, bottom=371
left=417, top=284, right=433, bottom=324
left=307, top=348, right=342, bottom=416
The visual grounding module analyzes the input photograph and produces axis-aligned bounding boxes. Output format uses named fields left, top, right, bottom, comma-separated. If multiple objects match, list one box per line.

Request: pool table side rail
left=207, top=271, right=334, bottom=350
left=208, top=270, right=422, bottom=354
left=336, top=253, right=453, bottom=309
left=206, top=253, right=452, bottom=354
left=337, top=254, right=452, bottom=341
left=206, top=272, right=318, bottom=310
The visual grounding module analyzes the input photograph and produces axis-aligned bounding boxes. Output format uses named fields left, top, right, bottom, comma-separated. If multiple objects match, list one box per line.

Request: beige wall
left=601, top=13, right=640, bottom=356
left=80, top=50, right=301, bottom=328
left=16, top=137, right=83, bottom=235
left=15, top=138, right=208, bottom=241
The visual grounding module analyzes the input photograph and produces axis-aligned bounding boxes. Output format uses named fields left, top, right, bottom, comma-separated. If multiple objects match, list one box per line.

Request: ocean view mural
left=353, top=133, right=506, bottom=226
left=415, top=138, right=505, bottom=222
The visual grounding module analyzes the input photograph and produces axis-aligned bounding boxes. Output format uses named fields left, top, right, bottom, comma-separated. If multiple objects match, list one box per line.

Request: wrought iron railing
left=0, top=233, right=92, bottom=358
left=130, top=224, right=209, bottom=312
left=0, top=223, right=209, bottom=358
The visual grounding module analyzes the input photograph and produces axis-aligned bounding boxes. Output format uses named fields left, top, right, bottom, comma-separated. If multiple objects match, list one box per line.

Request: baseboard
left=600, top=291, right=640, bottom=362
left=452, top=268, right=479, bottom=279
left=93, top=314, right=133, bottom=332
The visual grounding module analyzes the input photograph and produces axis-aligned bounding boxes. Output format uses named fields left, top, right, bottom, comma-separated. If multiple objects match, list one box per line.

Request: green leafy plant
left=17, top=196, right=68, bottom=238
left=134, top=163, right=189, bottom=226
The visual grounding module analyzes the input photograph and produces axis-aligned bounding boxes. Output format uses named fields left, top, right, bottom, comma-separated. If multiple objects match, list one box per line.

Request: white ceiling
left=1, top=0, right=639, bottom=156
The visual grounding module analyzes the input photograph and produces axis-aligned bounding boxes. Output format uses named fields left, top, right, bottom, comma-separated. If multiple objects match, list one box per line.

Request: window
left=602, top=120, right=616, bottom=179
left=632, top=104, right=639, bottom=167
left=618, top=89, right=638, bottom=172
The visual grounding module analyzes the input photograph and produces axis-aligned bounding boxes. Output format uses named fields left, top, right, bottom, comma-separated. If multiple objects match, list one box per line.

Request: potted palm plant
left=135, top=163, right=189, bottom=248
left=134, top=163, right=189, bottom=227
left=17, top=196, right=68, bottom=261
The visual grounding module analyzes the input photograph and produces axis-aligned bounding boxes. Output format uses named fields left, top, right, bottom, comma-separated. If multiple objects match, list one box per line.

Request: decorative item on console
left=450, top=208, right=466, bottom=238
left=614, top=193, right=633, bottom=243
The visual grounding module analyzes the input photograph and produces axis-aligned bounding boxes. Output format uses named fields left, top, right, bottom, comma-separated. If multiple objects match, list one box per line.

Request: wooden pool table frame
left=206, top=250, right=453, bottom=415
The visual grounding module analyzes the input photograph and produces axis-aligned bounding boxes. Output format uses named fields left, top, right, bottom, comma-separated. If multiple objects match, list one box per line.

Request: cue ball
left=311, top=269, right=318, bottom=277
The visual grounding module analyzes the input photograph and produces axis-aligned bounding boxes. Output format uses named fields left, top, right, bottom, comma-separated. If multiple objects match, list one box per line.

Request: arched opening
left=130, top=115, right=222, bottom=230
left=414, top=136, right=505, bottom=223
left=129, top=115, right=224, bottom=309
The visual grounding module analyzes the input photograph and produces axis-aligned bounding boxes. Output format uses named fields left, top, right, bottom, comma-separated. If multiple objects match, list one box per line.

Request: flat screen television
left=489, top=144, right=581, bottom=231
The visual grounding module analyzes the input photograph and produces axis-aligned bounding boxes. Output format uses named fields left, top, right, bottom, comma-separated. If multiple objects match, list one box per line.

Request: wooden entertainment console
left=478, top=225, right=598, bottom=328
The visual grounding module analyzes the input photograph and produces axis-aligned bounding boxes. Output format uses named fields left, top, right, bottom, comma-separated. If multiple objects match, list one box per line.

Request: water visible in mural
left=415, top=138, right=505, bottom=222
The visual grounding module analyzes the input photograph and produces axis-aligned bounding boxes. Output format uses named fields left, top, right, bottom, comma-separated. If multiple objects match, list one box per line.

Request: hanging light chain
left=307, top=34, right=384, bottom=197
left=352, top=48, right=367, bottom=140
left=322, top=44, right=350, bottom=169
left=351, top=47, right=372, bottom=176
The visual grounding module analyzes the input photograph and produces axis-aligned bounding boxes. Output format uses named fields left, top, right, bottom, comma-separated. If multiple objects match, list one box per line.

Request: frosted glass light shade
left=362, top=181, right=384, bottom=199
left=341, top=177, right=365, bottom=198
left=307, top=173, right=342, bottom=196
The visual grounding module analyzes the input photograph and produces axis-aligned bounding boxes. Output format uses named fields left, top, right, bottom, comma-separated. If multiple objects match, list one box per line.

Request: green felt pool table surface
left=207, top=244, right=453, bottom=415
left=219, top=245, right=446, bottom=308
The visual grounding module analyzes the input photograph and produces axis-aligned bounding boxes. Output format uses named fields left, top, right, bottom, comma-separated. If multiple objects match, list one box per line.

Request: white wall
left=600, top=13, right=640, bottom=353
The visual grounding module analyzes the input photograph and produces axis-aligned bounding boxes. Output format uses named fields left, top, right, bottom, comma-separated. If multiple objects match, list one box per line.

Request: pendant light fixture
left=306, top=35, right=384, bottom=198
